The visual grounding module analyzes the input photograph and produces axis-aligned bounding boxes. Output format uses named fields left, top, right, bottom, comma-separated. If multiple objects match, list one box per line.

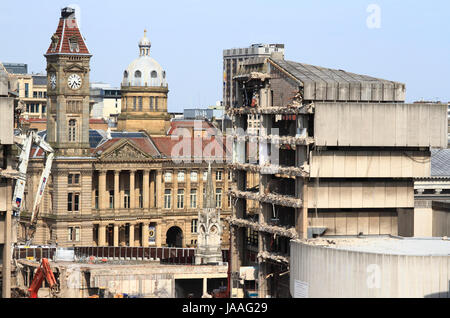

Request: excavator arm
left=28, top=258, right=58, bottom=298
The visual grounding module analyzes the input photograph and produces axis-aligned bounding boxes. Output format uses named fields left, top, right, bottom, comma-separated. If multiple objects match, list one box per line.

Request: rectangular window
left=191, top=219, right=198, bottom=233
left=138, top=96, right=143, bottom=111
left=216, top=170, right=223, bottom=181
left=190, top=189, right=197, bottom=208
left=124, top=190, right=130, bottom=209
left=177, top=189, right=184, bottom=209
left=203, top=171, right=208, bottom=181
left=228, top=188, right=232, bottom=207
left=133, top=97, right=136, bottom=110
left=95, top=190, right=99, bottom=209
left=177, top=171, right=185, bottom=182
left=25, top=83, right=29, bottom=98
left=41, top=105, right=46, bottom=114
left=154, top=97, right=158, bottom=110
left=109, top=190, right=114, bottom=209
left=33, top=91, right=37, bottom=98
left=67, top=193, right=80, bottom=212
left=139, top=192, right=143, bottom=208
left=190, top=171, right=198, bottom=182
left=164, top=189, right=172, bottom=209
left=164, top=172, right=172, bottom=183
left=216, top=188, right=222, bottom=208
left=228, top=170, right=233, bottom=181
left=68, top=173, right=80, bottom=185
left=68, top=227, right=80, bottom=242
left=150, top=96, right=154, bottom=110
left=38, top=91, right=43, bottom=98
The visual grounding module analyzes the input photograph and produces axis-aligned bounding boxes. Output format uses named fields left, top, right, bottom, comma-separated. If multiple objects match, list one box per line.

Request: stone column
left=173, top=170, right=178, bottom=209
left=130, top=170, right=136, bottom=209
left=202, top=278, right=208, bottom=297
left=114, top=223, right=119, bottom=246
left=114, top=170, right=120, bottom=210
left=129, top=223, right=135, bottom=247
left=186, top=170, right=191, bottom=209
left=98, top=170, right=107, bottom=210
left=143, top=170, right=150, bottom=210
left=99, top=224, right=106, bottom=246
left=142, top=222, right=149, bottom=247
left=150, top=171, right=155, bottom=208
left=156, top=170, right=162, bottom=209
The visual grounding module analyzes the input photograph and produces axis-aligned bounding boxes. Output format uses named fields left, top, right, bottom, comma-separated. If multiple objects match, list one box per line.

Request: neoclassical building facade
left=19, top=8, right=232, bottom=249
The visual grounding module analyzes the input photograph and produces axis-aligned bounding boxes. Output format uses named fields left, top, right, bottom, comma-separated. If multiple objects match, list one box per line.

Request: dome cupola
left=122, top=30, right=167, bottom=88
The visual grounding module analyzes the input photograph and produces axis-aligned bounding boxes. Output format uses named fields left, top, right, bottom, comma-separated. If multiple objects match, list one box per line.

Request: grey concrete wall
left=314, top=102, right=447, bottom=148
left=290, top=241, right=450, bottom=298
left=308, top=180, right=414, bottom=209
left=310, top=150, right=431, bottom=179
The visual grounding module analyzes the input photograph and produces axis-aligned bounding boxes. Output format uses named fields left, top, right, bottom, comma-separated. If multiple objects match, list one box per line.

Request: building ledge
left=226, top=103, right=314, bottom=116
left=230, top=134, right=314, bottom=146
left=257, top=251, right=290, bottom=264
left=228, top=217, right=299, bottom=239
left=229, top=189, right=302, bottom=208
left=230, top=162, right=309, bottom=178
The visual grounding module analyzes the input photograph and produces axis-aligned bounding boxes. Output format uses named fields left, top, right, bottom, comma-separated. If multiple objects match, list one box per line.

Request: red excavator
left=28, top=258, right=59, bottom=298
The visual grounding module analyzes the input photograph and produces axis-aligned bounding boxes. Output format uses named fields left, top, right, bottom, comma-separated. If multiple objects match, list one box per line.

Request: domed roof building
left=118, top=30, right=170, bottom=135
left=122, top=30, right=167, bottom=88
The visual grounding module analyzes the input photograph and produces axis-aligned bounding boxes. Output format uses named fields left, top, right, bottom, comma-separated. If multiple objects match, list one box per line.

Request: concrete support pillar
left=114, top=170, right=120, bottom=210
left=129, top=223, right=135, bottom=247
left=114, top=224, right=119, bottom=247
left=156, top=170, right=162, bottom=209
left=202, top=278, right=208, bottom=297
left=130, top=170, right=136, bottom=209
left=142, top=222, right=149, bottom=247
left=143, top=170, right=150, bottom=210
left=99, top=224, right=106, bottom=247
left=99, top=170, right=107, bottom=210
left=2, top=177, right=12, bottom=298
left=150, top=171, right=155, bottom=208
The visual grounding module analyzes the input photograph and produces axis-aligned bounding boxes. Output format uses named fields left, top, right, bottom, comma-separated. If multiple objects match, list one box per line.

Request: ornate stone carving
left=102, top=141, right=150, bottom=161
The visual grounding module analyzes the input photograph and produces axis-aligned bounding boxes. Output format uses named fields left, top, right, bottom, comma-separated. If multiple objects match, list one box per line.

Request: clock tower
left=45, top=7, right=91, bottom=156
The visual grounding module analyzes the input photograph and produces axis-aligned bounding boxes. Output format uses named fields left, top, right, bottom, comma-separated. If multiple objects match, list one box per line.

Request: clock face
left=50, top=74, right=57, bottom=90
left=67, top=74, right=82, bottom=90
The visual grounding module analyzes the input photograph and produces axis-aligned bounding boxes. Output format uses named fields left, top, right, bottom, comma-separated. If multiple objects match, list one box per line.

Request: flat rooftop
left=304, top=236, right=450, bottom=256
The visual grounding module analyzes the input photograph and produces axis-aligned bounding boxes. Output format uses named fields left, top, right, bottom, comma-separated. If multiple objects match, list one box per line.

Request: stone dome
left=122, top=30, right=167, bottom=88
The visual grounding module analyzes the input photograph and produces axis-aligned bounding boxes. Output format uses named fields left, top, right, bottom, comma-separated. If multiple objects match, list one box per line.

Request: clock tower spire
left=45, top=7, right=92, bottom=156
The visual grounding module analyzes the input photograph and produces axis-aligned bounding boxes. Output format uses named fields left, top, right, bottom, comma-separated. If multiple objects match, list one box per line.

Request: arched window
left=68, top=119, right=76, bottom=142
left=135, top=70, right=142, bottom=78
left=151, top=71, right=157, bottom=78
left=162, top=71, right=166, bottom=79
left=123, top=71, right=128, bottom=78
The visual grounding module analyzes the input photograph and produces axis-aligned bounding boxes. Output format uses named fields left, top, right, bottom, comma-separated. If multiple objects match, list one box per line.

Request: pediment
left=100, top=139, right=151, bottom=161
left=63, top=63, right=88, bottom=73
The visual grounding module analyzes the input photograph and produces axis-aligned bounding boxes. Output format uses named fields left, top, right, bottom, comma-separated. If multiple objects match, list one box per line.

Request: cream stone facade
left=18, top=9, right=232, bottom=251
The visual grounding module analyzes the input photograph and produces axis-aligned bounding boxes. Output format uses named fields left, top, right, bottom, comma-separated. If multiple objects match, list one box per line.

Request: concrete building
left=0, top=62, right=19, bottom=298
left=19, top=8, right=233, bottom=253
left=2, top=63, right=27, bottom=75
left=223, top=44, right=284, bottom=139
left=90, top=83, right=121, bottom=126
left=290, top=237, right=450, bottom=298
left=7, top=72, right=47, bottom=119
left=228, top=56, right=447, bottom=298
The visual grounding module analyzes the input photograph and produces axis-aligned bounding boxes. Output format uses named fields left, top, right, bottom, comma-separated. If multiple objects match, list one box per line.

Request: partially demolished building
left=228, top=56, right=447, bottom=298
